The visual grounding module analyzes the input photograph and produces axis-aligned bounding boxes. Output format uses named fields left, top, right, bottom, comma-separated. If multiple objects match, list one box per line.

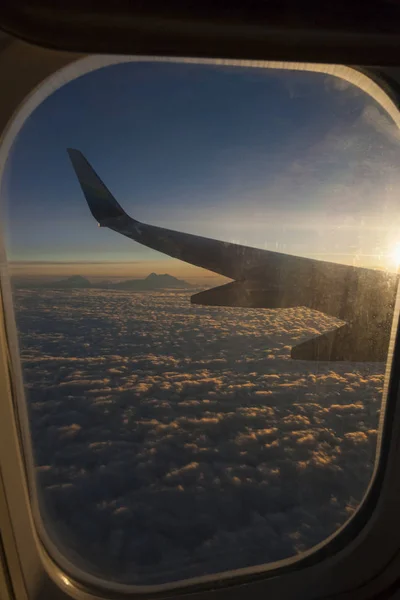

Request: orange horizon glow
left=8, top=259, right=229, bottom=286
left=9, top=244, right=400, bottom=284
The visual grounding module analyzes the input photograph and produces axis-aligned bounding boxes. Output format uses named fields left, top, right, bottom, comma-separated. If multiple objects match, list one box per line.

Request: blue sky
left=3, top=60, right=400, bottom=280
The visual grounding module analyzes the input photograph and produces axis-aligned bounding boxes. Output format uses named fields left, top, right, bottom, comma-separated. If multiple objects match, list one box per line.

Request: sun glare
left=389, top=243, right=400, bottom=271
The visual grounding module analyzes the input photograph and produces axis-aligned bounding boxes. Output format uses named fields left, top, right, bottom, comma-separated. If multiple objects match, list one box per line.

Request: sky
left=3, top=60, right=400, bottom=282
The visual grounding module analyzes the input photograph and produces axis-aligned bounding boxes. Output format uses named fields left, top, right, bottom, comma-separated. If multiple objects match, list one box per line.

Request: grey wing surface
left=67, top=149, right=399, bottom=362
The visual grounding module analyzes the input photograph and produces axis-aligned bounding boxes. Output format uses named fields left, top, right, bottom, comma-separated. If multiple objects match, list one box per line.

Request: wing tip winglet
left=67, top=148, right=128, bottom=223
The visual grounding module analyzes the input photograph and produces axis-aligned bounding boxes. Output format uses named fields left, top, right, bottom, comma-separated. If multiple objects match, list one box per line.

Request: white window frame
left=1, top=37, right=400, bottom=600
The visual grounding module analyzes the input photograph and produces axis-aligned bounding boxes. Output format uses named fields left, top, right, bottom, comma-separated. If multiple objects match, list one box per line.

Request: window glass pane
left=3, top=60, right=400, bottom=586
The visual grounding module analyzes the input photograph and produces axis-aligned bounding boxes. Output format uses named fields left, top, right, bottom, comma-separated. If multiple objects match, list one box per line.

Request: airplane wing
left=67, top=148, right=399, bottom=362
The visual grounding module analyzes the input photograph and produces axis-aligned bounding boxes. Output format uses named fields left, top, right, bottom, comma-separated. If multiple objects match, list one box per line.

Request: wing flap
left=191, top=281, right=299, bottom=309
left=291, top=321, right=392, bottom=362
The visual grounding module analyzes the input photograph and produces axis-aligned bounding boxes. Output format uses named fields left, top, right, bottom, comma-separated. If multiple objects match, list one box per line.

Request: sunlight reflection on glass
left=388, top=243, right=400, bottom=271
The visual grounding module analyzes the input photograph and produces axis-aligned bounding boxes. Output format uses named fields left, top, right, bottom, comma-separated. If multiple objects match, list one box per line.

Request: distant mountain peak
left=115, top=273, right=191, bottom=290
left=66, top=275, right=90, bottom=283
left=47, top=274, right=92, bottom=289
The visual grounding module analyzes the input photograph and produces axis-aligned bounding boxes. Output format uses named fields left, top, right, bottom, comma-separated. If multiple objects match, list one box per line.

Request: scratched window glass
left=3, top=60, right=400, bottom=586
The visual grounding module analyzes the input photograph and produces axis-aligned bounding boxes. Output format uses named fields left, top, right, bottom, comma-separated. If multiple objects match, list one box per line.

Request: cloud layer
left=14, top=288, right=384, bottom=585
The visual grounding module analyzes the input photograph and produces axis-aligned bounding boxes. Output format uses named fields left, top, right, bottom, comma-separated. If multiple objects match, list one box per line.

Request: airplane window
left=2, top=59, right=400, bottom=587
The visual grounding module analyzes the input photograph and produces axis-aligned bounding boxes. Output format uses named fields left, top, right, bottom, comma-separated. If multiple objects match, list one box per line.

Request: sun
left=388, top=243, right=400, bottom=271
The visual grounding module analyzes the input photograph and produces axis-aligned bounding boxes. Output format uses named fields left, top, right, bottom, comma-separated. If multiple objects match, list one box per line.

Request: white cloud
left=15, top=288, right=385, bottom=584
